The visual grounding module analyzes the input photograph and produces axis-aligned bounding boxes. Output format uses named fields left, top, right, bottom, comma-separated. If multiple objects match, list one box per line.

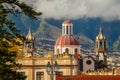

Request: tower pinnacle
left=26, top=28, right=34, bottom=41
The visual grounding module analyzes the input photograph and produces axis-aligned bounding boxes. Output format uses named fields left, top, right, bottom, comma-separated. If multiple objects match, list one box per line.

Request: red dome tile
left=55, top=35, right=80, bottom=46
left=63, top=20, right=72, bottom=24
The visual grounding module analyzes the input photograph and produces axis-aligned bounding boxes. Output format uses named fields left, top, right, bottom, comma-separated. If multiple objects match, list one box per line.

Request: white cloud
left=20, top=0, right=120, bottom=21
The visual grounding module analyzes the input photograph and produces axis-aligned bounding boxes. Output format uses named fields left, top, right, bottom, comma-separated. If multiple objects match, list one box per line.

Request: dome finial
left=99, top=24, right=102, bottom=34
left=28, top=27, right=31, bottom=34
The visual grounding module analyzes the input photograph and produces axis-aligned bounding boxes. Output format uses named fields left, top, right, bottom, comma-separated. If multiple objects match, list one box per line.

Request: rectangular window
left=19, top=72, right=25, bottom=75
left=56, top=71, right=63, bottom=75
left=36, top=72, right=44, bottom=80
left=75, top=48, right=77, bottom=53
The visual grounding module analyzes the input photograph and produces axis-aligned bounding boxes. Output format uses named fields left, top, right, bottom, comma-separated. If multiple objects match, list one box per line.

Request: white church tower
left=95, top=28, right=107, bottom=66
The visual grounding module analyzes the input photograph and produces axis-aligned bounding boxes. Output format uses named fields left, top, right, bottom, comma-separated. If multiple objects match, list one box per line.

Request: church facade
left=16, top=20, right=79, bottom=80
left=14, top=20, right=119, bottom=80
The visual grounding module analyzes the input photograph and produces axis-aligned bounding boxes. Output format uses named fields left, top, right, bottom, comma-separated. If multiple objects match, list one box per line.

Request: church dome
left=55, top=35, right=79, bottom=46
left=54, top=20, right=80, bottom=55
left=63, top=20, right=72, bottom=24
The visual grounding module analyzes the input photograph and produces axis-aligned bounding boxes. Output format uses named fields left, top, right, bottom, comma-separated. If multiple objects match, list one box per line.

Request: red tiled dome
left=63, top=20, right=72, bottom=24
left=55, top=35, right=80, bottom=46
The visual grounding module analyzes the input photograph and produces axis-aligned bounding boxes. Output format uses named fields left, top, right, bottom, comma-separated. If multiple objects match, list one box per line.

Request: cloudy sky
left=20, top=0, right=120, bottom=21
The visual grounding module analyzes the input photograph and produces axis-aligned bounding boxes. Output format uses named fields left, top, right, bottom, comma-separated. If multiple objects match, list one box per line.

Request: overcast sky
left=20, top=0, right=120, bottom=21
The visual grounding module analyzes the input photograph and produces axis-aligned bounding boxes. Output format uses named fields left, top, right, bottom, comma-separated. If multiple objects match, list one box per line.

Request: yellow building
left=16, top=53, right=78, bottom=80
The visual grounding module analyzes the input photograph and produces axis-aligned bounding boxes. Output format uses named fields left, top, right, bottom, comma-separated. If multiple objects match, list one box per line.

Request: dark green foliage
left=0, top=0, right=42, bottom=79
left=0, top=48, right=26, bottom=80
left=18, top=2, right=42, bottom=19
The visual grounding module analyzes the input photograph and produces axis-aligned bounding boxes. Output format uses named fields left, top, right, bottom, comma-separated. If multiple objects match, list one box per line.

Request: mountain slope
left=33, top=20, right=94, bottom=49
left=46, top=18, right=120, bottom=50
left=33, top=20, right=61, bottom=40
left=7, top=13, right=40, bottom=35
left=113, top=37, right=120, bottom=51
left=7, top=14, right=120, bottom=51
left=78, top=34, right=94, bottom=49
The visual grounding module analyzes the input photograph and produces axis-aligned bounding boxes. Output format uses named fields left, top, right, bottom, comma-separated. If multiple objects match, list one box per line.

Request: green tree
left=0, top=0, right=42, bottom=79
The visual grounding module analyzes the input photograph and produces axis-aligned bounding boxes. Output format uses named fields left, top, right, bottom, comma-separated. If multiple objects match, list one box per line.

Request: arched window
left=65, top=48, right=69, bottom=54
left=28, top=43, right=32, bottom=49
left=57, top=49, right=59, bottom=54
left=96, top=42, right=98, bottom=48
left=100, top=41, right=102, bottom=48
left=104, top=41, right=106, bottom=48
left=75, top=48, right=77, bottom=53
left=66, top=26, right=68, bottom=34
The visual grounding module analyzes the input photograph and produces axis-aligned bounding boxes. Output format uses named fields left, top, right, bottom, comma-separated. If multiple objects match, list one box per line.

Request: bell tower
left=95, top=28, right=107, bottom=66
left=23, top=28, right=36, bottom=56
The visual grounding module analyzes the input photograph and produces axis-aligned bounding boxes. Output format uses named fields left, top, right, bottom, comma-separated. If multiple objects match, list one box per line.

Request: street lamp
left=46, top=61, right=59, bottom=80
